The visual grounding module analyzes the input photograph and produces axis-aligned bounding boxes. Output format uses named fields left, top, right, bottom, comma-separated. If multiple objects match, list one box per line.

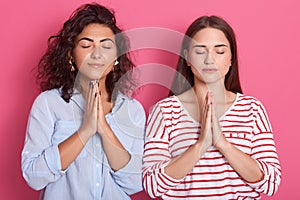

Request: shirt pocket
left=223, top=132, right=252, bottom=155
left=53, top=120, right=87, bottom=158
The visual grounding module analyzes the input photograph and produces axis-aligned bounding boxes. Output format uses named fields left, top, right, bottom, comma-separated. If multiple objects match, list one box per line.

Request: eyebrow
left=78, top=37, right=114, bottom=43
left=192, top=44, right=228, bottom=48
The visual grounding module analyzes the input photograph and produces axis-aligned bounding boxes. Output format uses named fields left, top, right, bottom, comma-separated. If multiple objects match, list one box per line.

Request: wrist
left=215, top=138, right=232, bottom=152
left=97, top=120, right=111, bottom=135
left=78, top=127, right=94, bottom=139
left=194, top=140, right=210, bottom=156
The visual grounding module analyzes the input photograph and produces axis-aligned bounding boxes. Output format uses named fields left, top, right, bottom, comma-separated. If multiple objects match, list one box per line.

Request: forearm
left=58, top=131, right=90, bottom=170
left=217, top=141, right=263, bottom=182
left=165, top=141, right=208, bottom=180
left=101, top=125, right=130, bottom=171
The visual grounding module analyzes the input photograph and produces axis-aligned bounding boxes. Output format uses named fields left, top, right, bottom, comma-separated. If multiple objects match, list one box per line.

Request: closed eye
left=81, top=45, right=91, bottom=49
left=102, top=45, right=112, bottom=49
left=101, top=40, right=114, bottom=49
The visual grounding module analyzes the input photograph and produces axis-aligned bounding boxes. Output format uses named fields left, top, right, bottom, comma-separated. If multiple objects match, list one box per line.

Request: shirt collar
left=70, top=88, right=128, bottom=114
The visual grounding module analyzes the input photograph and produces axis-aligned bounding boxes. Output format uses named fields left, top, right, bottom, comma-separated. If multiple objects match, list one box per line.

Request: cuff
left=244, top=160, right=266, bottom=188
left=113, top=153, right=142, bottom=177
left=44, top=145, right=68, bottom=175
left=159, top=167, right=183, bottom=186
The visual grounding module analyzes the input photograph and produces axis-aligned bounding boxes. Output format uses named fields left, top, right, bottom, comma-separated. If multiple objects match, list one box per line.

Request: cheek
left=73, top=50, right=90, bottom=68
left=75, top=56, right=86, bottom=68
left=189, top=54, right=204, bottom=67
left=104, top=50, right=117, bottom=62
left=218, top=57, right=231, bottom=74
left=218, top=54, right=231, bottom=67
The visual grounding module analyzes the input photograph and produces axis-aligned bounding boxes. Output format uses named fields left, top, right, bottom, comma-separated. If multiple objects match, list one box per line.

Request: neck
left=76, top=75, right=110, bottom=102
left=193, top=79, right=235, bottom=118
left=193, top=79, right=227, bottom=102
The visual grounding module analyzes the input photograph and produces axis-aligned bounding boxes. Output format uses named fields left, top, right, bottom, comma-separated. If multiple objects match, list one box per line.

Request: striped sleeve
left=245, top=100, right=281, bottom=195
left=142, top=103, right=183, bottom=198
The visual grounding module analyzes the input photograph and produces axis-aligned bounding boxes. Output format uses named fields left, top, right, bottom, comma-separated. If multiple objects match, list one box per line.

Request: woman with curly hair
left=21, top=3, right=145, bottom=199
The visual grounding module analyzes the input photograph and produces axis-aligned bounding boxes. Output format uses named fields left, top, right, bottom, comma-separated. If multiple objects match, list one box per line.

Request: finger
left=202, top=92, right=211, bottom=124
left=91, top=81, right=98, bottom=110
left=93, top=83, right=99, bottom=112
left=204, top=103, right=212, bottom=133
left=98, top=90, right=103, bottom=115
left=87, top=81, right=94, bottom=111
left=211, top=99, right=222, bottom=145
left=201, top=93, right=208, bottom=122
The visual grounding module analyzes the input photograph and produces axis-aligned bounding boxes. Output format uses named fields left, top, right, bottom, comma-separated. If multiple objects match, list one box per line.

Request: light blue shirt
left=21, top=88, right=146, bottom=200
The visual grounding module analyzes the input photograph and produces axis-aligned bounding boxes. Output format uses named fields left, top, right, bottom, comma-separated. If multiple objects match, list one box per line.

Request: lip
left=202, top=68, right=218, bottom=73
left=88, top=63, right=105, bottom=69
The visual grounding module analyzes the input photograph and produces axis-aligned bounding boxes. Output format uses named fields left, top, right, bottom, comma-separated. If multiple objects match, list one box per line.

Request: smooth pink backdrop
left=0, top=0, right=299, bottom=199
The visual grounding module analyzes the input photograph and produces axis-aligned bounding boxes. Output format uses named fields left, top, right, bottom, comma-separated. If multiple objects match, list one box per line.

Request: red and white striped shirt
left=143, top=93, right=281, bottom=199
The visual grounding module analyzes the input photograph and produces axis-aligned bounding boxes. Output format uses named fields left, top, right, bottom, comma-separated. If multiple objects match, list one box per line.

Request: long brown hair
left=37, top=3, right=135, bottom=102
left=169, top=15, right=243, bottom=96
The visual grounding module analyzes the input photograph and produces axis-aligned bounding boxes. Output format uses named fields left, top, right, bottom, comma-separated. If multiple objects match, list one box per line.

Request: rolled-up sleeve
left=246, top=101, right=281, bottom=195
left=142, top=104, right=183, bottom=198
left=110, top=98, right=146, bottom=195
left=21, top=93, right=65, bottom=190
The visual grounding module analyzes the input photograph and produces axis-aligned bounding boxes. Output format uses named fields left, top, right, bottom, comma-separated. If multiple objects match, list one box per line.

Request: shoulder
left=32, top=89, right=61, bottom=107
left=236, top=93, right=267, bottom=111
left=156, top=96, right=180, bottom=107
left=29, top=89, right=62, bottom=120
left=117, top=93, right=145, bottom=113
left=149, top=96, right=181, bottom=116
left=237, top=93, right=263, bottom=104
left=114, top=93, right=146, bottom=124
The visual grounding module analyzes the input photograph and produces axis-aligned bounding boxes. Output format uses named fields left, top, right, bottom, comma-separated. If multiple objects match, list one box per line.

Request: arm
left=142, top=99, right=212, bottom=198
left=216, top=142, right=263, bottom=182
left=245, top=101, right=281, bottom=195
left=99, top=124, right=131, bottom=171
left=212, top=99, right=281, bottom=195
left=58, top=80, right=98, bottom=170
left=165, top=95, right=213, bottom=179
left=101, top=98, right=146, bottom=195
left=97, top=92, right=130, bottom=171
left=212, top=99, right=263, bottom=183
left=21, top=93, right=64, bottom=190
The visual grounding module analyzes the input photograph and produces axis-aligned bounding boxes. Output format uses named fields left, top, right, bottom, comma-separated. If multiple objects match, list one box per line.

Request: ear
left=68, top=51, right=72, bottom=59
left=183, top=49, right=191, bottom=66
left=183, top=49, right=188, bottom=60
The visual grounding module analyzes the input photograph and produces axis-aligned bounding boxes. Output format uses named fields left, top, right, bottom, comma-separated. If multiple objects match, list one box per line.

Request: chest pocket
left=223, top=132, right=253, bottom=155
left=53, top=120, right=87, bottom=158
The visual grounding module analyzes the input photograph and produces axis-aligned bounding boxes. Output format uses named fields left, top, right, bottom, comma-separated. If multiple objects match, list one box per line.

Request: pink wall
left=0, top=0, right=299, bottom=199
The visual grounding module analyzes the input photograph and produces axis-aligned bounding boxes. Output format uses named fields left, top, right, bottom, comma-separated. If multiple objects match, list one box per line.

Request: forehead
left=191, top=28, right=229, bottom=46
left=78, top=23, right=115, bottom=40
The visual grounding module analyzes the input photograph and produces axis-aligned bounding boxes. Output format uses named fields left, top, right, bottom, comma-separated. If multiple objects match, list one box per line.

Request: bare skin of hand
left=209, top=92, right=263, bottom=182
left=165, top=92, right=214, bottom=179
left=59, top=81, right=99, bottom=170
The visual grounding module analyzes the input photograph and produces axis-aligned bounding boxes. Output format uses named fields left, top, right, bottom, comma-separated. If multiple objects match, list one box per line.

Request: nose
left=90, top=46, right=102, bottom=59
left=204, top=52, right=214, bottom=65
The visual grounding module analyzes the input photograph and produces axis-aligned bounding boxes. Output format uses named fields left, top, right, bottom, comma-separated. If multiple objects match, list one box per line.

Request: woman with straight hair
left=143, top=16, right=281, bottom=199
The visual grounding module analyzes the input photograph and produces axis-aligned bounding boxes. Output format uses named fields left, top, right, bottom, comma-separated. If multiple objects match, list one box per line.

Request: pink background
left=0, top=0, right=299, bottom=199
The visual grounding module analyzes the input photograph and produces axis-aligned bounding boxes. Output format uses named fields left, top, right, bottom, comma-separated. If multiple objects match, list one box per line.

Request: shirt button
left=96, top=183, right=100, bottom=187
left=96, top=164, right=100, bottom=168
left=95, top=143, right=100, bottom=147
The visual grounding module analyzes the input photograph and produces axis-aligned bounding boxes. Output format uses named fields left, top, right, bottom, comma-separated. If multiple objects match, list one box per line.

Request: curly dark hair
left=169, top=16, right=243, bottom=96
left=37, top=3, right=135, bottom=102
